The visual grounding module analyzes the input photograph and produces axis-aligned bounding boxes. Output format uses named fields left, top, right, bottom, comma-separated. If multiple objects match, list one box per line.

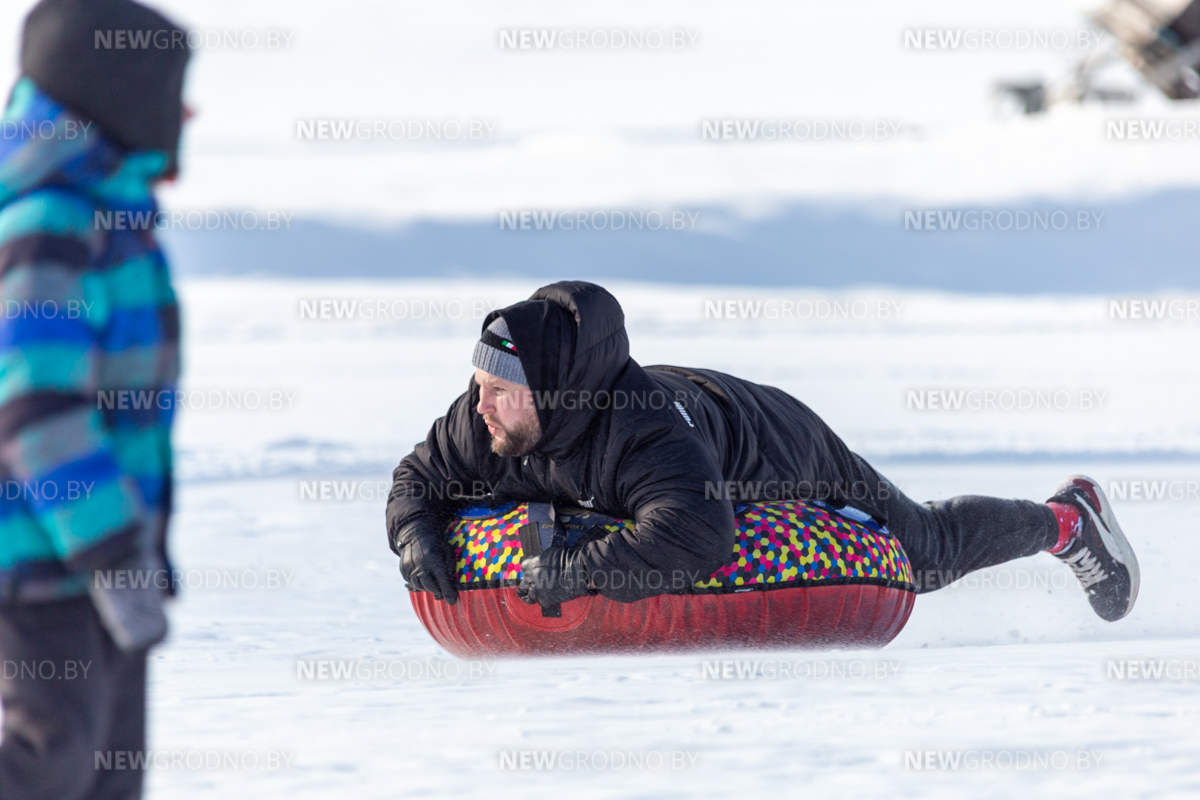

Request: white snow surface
left=172, top=277, right=1200, bottom=474
left=127, top=278, right=1200, bottom=797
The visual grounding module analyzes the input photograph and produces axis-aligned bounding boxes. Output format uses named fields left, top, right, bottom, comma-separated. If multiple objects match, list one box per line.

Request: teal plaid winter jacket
left=0, top=78, right=179, bottom=603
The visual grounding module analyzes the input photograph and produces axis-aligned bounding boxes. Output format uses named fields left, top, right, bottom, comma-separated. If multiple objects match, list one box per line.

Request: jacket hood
left=483, top=281, right=631, bottom=460
left=0, top=78, right=166, bottom=213
left=21, top=0, right=191, bottom=177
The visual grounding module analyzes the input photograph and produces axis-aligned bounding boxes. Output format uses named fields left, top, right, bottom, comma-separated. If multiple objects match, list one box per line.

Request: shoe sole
left=1068, top=474, right=1141, bottom=619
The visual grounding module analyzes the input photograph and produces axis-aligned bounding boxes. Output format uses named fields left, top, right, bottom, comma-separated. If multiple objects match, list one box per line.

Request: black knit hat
left=20, top=0, right=191, bottom=173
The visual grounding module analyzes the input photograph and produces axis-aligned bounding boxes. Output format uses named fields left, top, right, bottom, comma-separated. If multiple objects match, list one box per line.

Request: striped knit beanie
left=472, top=317, right=528, bottom=386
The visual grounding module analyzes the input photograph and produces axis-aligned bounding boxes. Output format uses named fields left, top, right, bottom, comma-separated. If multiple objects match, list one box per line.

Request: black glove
left=395, top=522, right=458, bottom=605
left=517, top=546, right=591, bottom=610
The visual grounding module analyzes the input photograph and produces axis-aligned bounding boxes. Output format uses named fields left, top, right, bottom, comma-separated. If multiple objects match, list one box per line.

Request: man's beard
left=487, top=414, right=542, bottom=457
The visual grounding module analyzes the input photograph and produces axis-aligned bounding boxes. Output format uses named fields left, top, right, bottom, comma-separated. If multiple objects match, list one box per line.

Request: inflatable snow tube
left=411, top=500, right=916, bottom=657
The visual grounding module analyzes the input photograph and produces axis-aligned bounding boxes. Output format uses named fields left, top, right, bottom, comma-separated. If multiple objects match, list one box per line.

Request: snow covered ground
left=130, top=278, right=1200, bottom=798
left=171, top=277, right=1200, bottom=472
left=149, top=469, right=1200, bottom=799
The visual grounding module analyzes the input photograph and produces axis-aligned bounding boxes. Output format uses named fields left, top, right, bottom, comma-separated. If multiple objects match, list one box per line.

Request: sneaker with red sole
left=1047, top=475, right=1140, bottom=621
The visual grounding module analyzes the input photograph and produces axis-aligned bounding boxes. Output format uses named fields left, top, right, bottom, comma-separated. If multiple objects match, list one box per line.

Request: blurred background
left=3, top=0, right=1199, bottom=290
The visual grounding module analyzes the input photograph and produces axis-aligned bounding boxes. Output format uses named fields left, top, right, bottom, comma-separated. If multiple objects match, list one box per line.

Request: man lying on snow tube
left=386, top=282, right=1140, bottom=655
left=416, top=498, right=915, bottom=657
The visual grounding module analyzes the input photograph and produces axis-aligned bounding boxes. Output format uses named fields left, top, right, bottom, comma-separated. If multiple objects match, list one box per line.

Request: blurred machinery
left=1094, top=0, right=1200, bottom=97
left=996, top=0, right=1200, bottom=113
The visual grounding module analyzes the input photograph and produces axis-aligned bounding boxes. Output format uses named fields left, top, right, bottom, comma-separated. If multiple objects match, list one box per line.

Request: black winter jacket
left=386, top=282, right=887, bottom=602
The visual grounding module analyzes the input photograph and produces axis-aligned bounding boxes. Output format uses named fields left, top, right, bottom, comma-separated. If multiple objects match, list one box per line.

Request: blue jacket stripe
left=28, top=451, right=123, bottom=511
left=98, top=307, right=165, bottom=351
left=0, top=316, right=94, bottom=348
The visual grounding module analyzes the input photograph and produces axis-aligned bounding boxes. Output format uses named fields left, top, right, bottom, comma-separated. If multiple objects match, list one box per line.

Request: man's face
left=474, top=369, right=541, bottom=457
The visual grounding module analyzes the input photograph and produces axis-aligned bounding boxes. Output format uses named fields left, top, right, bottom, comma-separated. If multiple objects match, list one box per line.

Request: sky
left=5, top=0, right=1200, bottom=225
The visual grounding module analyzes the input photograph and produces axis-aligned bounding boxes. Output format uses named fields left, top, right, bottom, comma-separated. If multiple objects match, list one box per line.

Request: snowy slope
left=147, top=468, right=1200, bottom=799
left=122, top=278, right=1200, bottom=797
left=170, top=277, right=1200, bottom=478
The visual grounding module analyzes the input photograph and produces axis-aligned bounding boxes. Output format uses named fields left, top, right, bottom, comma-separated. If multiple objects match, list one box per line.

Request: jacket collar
left=0, top=78, right=166, bottom=213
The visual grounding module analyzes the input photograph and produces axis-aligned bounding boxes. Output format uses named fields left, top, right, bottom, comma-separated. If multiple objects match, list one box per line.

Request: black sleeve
left=579, top=424, right=735, bottom=602
left=385, top=386, right=487, bottom=553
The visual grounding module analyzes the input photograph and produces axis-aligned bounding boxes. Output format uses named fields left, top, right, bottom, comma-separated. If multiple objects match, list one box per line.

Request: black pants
left=0, top=596, right=146, bottom=800
left=856, top=458, right=1060, bottom=593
